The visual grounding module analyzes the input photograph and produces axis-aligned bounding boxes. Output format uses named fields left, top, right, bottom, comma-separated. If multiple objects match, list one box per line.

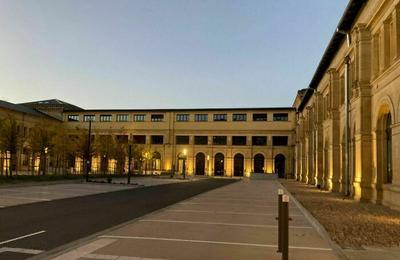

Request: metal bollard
left=277, top=189, right=284, bottom=252
left=282, top=195, right=290, bottom=260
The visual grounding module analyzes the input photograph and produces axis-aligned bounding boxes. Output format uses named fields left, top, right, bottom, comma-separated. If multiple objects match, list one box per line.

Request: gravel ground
left=281, top=179, right=400, bottom=249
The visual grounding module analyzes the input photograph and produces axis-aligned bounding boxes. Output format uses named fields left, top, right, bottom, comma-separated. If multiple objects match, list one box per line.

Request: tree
left=95, top=134, right=115, bottom=174
left=52, top=125, right=74, bottom=175
left=72, top=127, right=96, bottom=174
left=28, top=120, right=56, bottom=175
left=0, top=115, right=22, bottom=177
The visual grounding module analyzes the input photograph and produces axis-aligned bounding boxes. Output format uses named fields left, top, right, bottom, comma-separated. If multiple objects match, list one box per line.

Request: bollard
left=282, top=194, right=289, bottom=260
left=277, top=189, right=284, bottom=252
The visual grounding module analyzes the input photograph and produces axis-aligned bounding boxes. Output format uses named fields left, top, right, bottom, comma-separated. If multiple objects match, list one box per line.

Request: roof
left=20, top=99, right=84, bottom=111
left=65, top=107, right=296, bottom=113
left=0, top=100, right=46, bottom=117
left=297, top=0, right=367, bottom=112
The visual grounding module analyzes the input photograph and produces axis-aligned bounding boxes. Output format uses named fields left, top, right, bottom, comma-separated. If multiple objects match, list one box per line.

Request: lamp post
left=128, top=144, right=132, bottom=184
left=182, top=149, right=187, bottom=179
left=86, top=120, right=92, bottom=182
left=207, top=155, right=210, bottom=176
left=44, top=147, right=48, bottom=175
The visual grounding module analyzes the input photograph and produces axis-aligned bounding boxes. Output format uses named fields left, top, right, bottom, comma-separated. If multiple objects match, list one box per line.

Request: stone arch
left=253, top=153, right=265, bottom=173
left=195, top=152, right=206, bottom=175
left=214, top=152, right=225, bottom=176
left=233, top=153, right=244, bottom=177
left=274, top=153, right=286, bottom=178
left=374, top=96, right=396, bottom=130
left=375, top=103, right=393, bottom=203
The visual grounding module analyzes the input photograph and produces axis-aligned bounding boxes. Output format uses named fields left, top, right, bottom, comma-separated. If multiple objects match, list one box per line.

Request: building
left=295, top=0, right=400, bottom=210
left=0, top=99, right=296, bottom=178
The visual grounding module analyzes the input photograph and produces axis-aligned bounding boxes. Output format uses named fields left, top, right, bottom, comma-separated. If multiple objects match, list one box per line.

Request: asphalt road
left=0, top=178, right=237, bottom=260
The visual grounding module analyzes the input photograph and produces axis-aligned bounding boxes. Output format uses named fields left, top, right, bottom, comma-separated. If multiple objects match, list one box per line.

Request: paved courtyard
left=50, top=179, right=341, bottom=260
left=0, top=177, right=190, bottom=208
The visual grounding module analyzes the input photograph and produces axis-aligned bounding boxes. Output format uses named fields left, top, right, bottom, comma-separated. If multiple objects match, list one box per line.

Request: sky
left=0, top=0, right=349, bottom=109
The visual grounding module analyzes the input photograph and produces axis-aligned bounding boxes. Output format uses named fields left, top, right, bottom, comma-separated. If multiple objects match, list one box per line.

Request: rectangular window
left=194, top=136, right=208, bottom=145
left=213, top=114, right=227, bottom=121
left=273, top=113, right=288, bottom=121
left=195, top=114, right=208, bottom=122
left=176, top=135, right=190, bottom=144
left=83, top=115, right=95, bottom=122
left=213, top=136, right=227, bottom=145
left=133, top=135, right=146, bottom=144
left=151, top=135, right=164, bottom=144
left=100, top=115, right=112, bottom=122
left=232, top=136, right=247, bottom=145
left=232, top=113, right=247, bottom=121
left=273, top=136, right=288, bottom=146
left=176, top=114, right=189, bottom=122
left=151, top=114, right=164, bottom=122
left=252, top=136, right=267, bottom=146
left=133, top=114, right=146, bottom=122
left=67, top=115, right=80, bottom=122
left=116, top=114, right=129, bottom=122
left=116, top=135, right=129, bottom=143
left=253, top=113, right=267, bottom=121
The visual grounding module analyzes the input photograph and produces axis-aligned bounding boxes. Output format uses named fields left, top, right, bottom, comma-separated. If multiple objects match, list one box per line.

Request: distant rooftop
left=20, top=99, right=84, bottom=111
left=0, top=100, right=46, bottom=117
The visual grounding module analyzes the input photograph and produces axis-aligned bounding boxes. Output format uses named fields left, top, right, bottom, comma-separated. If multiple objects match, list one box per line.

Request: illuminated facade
left=63, top=107, right=296, bottom=177
left=295, top=0, right=400, bottom=210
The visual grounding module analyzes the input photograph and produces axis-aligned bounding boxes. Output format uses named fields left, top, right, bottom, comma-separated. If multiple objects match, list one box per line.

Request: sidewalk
left=47, top=179, right=341, bottom=260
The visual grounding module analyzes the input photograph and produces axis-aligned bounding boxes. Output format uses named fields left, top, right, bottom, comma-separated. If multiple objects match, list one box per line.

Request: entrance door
left=275, top=154, right=286, bottom=178
left=214, top=153, right=224, bottom=176
left=253, top=154, right=265, bottom=173
left=234, top=154, right=244, bottom=176
left=195, top=153, right=205, bottom=175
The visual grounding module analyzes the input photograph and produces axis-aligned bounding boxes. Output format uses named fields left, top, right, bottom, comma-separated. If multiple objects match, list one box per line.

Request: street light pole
left=86, top=120, right=92, bottom=182
left=128, top=144, right=132, bottom=184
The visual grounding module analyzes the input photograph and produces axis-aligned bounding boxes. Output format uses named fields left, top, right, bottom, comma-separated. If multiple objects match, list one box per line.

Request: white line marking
left=0, top=247, right=43, bottom=255
left=0, top=230, right=46, bottom=245
left=99, top=235, right=332, bottom=251
left=180, top=202, right=297, bottom=208
left=140, top=219, right=312, bottom=229
left=86, top=253, right=166, bottom=260
left=166, top=209, right=304, bottom=217
left=0, top=195, right=50, bottom=201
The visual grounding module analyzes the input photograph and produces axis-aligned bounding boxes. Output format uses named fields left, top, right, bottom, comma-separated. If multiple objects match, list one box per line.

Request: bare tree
left=28, top=120, right=56, bottom=175
left=0, top=115, right=23, bottom=177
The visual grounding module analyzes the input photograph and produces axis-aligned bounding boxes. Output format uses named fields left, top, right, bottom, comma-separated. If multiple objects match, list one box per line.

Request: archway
left=253, top=154, right=265, bottom=173
left=275, top=154, right=286, bottom=178
left=151, top=152, right=161, bottom=171
left=195, top=153, right=205, bottom=175
left=376, top=109, right=393, bottom=202
left=233, top=153, right=244, bottom=176
left=214, top=153, right=224, bottom=176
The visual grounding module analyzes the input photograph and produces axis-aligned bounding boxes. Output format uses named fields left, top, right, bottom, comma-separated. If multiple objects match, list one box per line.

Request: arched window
left=195, top=153, right=205, bottom=175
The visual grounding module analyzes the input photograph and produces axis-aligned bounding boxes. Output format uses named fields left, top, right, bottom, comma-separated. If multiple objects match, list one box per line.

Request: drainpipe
left=337, top=28, right=352, bottom=196
left=344, top=55, right=351, bottom=196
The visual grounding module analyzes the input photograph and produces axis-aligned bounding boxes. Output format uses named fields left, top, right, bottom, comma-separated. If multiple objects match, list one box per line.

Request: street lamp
left=207, top=155, right=210, bottom=176
left=182, top=149, right=187, bottom=179
left=44, top=147, right=48, bottom=175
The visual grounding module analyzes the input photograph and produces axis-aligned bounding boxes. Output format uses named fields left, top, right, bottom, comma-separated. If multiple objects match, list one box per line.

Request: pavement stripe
left=139, top=219, right=313, bottom=229
left=85, top=253, right=166, bottom=260
left=99, top=235, right=332, bottom=251
left=0, top=247, right=43, bottom=255
left=166, top=209, right=304, bottom=217
left=52, top=238, right=117, bottom=260
left=0, top=195, right=51, bottom=201
left=179, top=202, right=297, bottom=208
left=0, top=230, right=46, bottom=246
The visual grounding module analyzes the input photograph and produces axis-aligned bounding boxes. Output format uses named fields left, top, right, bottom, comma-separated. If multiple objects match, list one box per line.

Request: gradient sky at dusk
left=0, top=0, right=348, bottom=109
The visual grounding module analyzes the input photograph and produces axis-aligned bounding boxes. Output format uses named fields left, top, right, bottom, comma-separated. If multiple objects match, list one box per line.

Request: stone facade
left=295, top=0, right=400, bottom=210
